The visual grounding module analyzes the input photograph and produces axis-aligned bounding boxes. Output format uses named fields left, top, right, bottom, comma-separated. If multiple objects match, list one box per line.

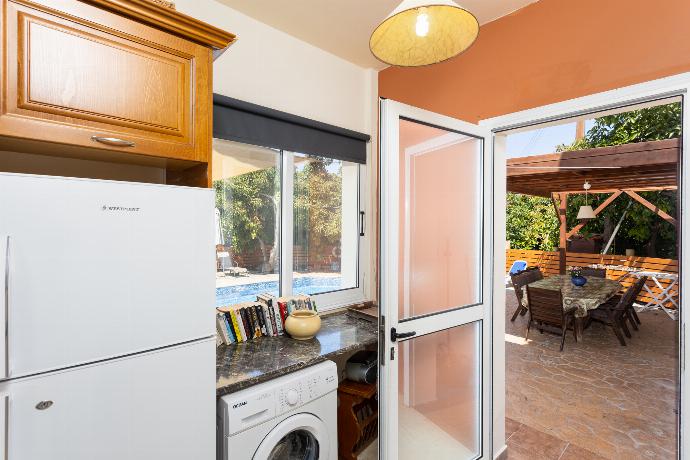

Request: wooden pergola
left=507, top=138, right=680, bottom=273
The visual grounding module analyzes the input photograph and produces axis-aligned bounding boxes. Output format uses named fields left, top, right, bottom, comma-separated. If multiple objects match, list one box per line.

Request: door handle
left=390, top=327, right=416, bottom=342
left=91, top=136, right=135, bottom=147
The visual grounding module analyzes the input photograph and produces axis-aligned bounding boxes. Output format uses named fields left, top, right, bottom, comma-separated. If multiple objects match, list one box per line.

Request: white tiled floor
left=356, top=402, right=475, bottom=460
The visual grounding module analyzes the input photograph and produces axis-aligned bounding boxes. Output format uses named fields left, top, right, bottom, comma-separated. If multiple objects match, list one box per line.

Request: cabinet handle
left=91, top=136, right=135, bottom=148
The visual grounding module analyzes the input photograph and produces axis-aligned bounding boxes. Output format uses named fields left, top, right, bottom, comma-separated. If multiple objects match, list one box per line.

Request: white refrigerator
left=0, top=173, right=216, bottom=459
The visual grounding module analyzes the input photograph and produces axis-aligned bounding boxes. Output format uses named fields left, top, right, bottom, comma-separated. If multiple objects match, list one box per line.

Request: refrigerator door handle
left=0, top=236, right=8, bottom=380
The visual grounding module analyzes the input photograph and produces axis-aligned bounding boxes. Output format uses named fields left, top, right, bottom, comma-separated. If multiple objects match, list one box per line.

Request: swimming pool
left=215, top=276, right=343, bottom=306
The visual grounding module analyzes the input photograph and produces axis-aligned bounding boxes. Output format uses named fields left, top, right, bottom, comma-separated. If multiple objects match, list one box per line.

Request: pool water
left=215, top=276, right=343, bottom=307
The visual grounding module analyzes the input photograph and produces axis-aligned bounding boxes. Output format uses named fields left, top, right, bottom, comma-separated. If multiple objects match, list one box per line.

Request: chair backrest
left=526, top=286, right=564, bottom=326
left=611, top=276, right=648, bottom=318
left=581, top=267, right=607, bottom=278
left=511, top=267, right=544, bottom=303
left=509, top=260, right=528, bottom=275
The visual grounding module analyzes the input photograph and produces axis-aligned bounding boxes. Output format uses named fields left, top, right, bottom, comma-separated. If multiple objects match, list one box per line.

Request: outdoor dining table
left=522, top=274, right=623, bottom=342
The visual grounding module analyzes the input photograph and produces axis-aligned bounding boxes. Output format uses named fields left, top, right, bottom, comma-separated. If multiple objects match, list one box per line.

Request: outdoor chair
left=505, top=260, right=528, bottom=285
left=587, top=277, right=647, bottom=346
left=596, top=276, right=647, bottom=333
left=525, top=286, right=576, bottom=351
left=509, top=260, right=528, bottom=275
left=509, top=267, right=544, bottom=322
left=580, top=267, right=607, bottom=278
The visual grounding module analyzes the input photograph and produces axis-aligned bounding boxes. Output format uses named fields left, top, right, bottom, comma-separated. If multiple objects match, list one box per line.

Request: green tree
left=557, top=103, right=681, bottom=151
left=214, top=166, right=280, bottom=272
left=506, top=193, right=559, bottom=251
left=214, top=155, right=345, bottom=273
left=293, top=158, right=343, bottom=263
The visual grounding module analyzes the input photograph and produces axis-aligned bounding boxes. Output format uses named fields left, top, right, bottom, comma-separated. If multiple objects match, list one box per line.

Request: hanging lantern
left=577, top=181, right=596, bottom=219
left=369, top=0, right=479, bottom=67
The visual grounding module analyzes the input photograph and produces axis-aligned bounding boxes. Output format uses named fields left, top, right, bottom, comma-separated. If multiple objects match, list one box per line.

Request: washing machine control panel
left=277, top=366, right=337, bottom=415
left=219, top=360, right=338, bottom=436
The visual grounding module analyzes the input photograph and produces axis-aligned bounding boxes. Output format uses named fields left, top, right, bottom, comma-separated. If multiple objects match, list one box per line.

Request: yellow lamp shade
left=370, top=0, right=479, bottom=67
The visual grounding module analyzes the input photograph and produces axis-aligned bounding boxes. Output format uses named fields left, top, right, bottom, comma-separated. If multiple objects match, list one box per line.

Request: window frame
left=214, top=138, right=368, bottom=311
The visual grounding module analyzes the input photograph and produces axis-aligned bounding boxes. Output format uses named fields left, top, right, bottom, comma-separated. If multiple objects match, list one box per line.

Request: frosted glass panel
left=397, top=322, right=481, bottom=459
left=399, top=119, right=482, bottom=320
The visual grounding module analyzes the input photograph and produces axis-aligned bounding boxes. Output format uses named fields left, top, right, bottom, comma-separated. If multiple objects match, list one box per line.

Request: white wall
left=174, top=0, right=375, bottom=135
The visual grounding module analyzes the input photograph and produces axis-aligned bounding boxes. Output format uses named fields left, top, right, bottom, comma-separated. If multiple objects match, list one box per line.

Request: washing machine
left=218, top=360, right=338, bottom=460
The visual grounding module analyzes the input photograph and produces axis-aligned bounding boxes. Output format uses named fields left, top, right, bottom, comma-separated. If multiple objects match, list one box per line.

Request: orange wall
left=378, top=0, right=690, bottom=122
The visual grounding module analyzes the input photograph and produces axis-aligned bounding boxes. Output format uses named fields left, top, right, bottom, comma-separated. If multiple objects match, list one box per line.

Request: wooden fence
left=506, top=249, right=679, bottom=308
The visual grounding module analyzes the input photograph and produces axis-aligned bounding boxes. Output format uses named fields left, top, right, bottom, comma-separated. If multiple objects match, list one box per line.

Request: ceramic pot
left=571, top=275, right=587, bottom=287
left=285, top=310, right=321, bottom=340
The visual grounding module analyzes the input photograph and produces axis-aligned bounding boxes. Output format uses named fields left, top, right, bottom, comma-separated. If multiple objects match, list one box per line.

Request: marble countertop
left=216, top=312, right=378, bottom=396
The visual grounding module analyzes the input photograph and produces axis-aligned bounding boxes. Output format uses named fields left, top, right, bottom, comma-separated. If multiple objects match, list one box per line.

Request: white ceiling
left=218, top=0, right=539, bottom=69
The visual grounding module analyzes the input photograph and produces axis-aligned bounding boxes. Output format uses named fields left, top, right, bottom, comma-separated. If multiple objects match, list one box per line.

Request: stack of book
left=215, top=293, right=318, bottom=345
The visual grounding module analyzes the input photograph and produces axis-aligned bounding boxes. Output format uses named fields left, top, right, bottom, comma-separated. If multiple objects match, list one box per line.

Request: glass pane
left=213, top=139, right=281, bottom=306
left=399, top=118, right=482, bottom=320
left=292, top=152, right=359, bottom=295
left=268, top=429, right=319, bottom=460
left=398, top=322, right=481, bottom=459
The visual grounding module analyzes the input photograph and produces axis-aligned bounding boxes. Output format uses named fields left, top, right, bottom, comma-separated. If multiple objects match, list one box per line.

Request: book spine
left=249, top=306, right=261, bottom=338
left=262, top=304, right=274, bottom=336
left=239, top=308, right=252, bottom=340
left=230, top=309, right=245, bottom=342
left=243, top=307, right=255, bottom=339
left=216, top=313, right=231, bottom=345
left=271, top=303, right=284, bottom=335
left=215, top=315, right=225, bottom=345
left=261, top=304, right=270, bottom=335
left=278, top=301, right=288, bottom=327
left=252, top=304, right=266, bottom=337
left=223, top=312, right=237, bottom=343
left=268, top=303, right=279, bottom=336
left=228, top=310, right=242, bottom=343
left=223, top=313, right=237, bottom=343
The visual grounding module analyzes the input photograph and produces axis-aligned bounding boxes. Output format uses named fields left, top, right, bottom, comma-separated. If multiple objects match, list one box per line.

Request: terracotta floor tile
left=505, top=288, right=678, bottom=459
left=507, top=424, right=568, bottom=459
left=559, top=443, right=608, bottom=460
left=506, top=417, right=523, bottom=440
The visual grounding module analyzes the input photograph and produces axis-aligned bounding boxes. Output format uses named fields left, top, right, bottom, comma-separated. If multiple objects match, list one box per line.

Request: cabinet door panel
left=1, top=0, right=211, bottom=163
left=20, top=14, right=187, bottom=136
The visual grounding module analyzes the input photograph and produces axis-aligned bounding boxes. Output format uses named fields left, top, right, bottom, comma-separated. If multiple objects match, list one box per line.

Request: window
left=213, top=139, right=365, bottom=310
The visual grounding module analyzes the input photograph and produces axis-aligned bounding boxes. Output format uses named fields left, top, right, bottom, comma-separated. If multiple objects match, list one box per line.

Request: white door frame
left=480, top=71, right=690, bottom=459
left=379, top=99, right=493, bottom=459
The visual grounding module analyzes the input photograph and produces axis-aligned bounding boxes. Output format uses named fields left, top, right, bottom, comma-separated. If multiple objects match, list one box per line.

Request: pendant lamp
left=369, top=0, right=479, bottom=67
left=577, top=181, right=596, bottom=220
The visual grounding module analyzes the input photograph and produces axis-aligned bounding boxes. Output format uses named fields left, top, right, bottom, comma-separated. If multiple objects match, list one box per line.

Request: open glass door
left=379, top=99, right=493, bottom=459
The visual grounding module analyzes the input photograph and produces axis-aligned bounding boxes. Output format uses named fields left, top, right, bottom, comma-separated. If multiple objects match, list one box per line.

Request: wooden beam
left=556, top=186, right=677, bottom=195
left=576, top=120, right=586, bottom=140
left=558, top=193, right=567, bottom=274
left=566, top=190, right=623, bottom=239
left=507, top=138, right=679, bottom=173
left=625, top=190, right=677, bottom=226
left=550, top=193, right=560, bottom=220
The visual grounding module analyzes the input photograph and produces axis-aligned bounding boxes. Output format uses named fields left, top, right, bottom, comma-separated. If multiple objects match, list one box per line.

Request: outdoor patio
left=505, top=287, right=678, bottom=459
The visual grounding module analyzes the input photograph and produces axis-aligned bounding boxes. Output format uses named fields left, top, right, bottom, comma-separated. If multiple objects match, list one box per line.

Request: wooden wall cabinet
left=0, top=0, right=235, bottom=186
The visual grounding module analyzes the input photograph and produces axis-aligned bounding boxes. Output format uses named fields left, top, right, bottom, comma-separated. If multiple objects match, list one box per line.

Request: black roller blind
left=213, top=94, right=369, bottom=164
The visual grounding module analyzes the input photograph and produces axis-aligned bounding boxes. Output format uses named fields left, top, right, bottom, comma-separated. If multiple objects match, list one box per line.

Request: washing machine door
left=254, top=413, right=330, bottom=460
